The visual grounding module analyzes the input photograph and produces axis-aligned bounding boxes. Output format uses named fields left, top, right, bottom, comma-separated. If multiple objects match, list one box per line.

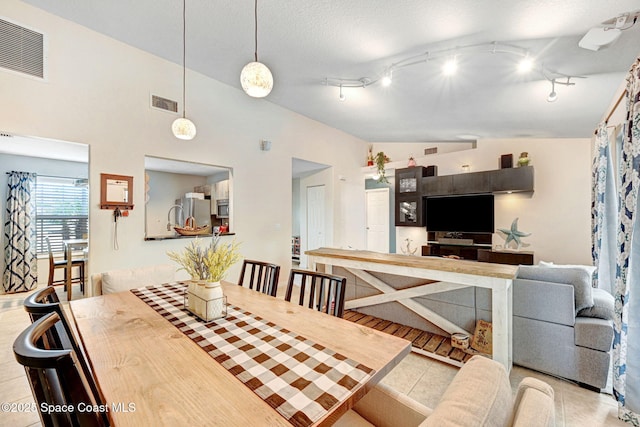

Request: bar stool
left=46, top=237, right=85, bottom=292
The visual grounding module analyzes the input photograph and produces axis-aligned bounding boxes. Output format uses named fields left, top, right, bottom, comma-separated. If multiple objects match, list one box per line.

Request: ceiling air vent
left=0, top=19, right=44, bottom=78
left=151, top=94, right=178, bottom=113
left=424, top=147, right=438, bottom=155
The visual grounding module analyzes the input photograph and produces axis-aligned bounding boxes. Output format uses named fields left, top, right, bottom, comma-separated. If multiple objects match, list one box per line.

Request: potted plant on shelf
left=167, top=235, right=242, bottom=320
left=374, top=151, right=390, bottom=183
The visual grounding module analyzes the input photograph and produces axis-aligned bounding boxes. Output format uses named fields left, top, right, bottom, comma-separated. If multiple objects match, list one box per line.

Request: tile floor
left=0, top=284, right=629, bottom=427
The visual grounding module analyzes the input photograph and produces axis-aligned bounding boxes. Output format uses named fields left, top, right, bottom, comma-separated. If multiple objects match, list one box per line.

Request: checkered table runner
left=131, top=283, right=374, bottom=427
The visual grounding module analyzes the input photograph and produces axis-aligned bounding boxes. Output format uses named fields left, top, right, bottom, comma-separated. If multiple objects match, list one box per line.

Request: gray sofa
left=336, top=262, right=614, bottom=391
left=507, top=265, right=614, bottom=390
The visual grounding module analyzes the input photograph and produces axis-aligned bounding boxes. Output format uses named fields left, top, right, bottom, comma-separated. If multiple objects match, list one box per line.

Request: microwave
left=216, top=199, right=229, bottom=218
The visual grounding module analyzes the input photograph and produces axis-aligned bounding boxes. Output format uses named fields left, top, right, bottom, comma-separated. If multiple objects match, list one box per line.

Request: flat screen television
left=425, top=194, right=494, bottom=233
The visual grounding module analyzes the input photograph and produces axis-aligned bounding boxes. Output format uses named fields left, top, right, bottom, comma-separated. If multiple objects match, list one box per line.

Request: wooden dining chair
left=285, top=269, right=347, bottom=317
left=13, top=312, right=110, bottom=427
left=237, top=259, right=280, bottom=297
left=46, top=237, right=86, bottom=293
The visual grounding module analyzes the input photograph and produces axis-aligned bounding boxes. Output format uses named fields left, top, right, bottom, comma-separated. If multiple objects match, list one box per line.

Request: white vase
left=187, top=281, right=197, bottom=312
left=201, top=281, right=224, bottom=320
left=194, top=281, right=207, bottom=317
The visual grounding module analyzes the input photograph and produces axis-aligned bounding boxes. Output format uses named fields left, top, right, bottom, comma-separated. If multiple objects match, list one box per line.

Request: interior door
left=366, top=188, right=390, bottom=253
left=307, top=185, right=325, bottom=251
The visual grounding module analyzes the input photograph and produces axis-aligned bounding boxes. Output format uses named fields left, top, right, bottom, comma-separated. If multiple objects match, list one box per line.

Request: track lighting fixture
left=339, top=85, right=346, bottom=102
left=323, top=41, right=581, bottom=103
left=240, top=0, right=273, bottom=98
left=547, top=80, right=557, bottom=102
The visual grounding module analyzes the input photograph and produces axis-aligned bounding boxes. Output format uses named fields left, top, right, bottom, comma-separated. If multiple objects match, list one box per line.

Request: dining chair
left=23, top=287, right=103, bottom=410
left=13, top=311, right=110, bottom=427
left=237, top=259, right=280, bottom=297
left=23, top=287, right=71, bottom=349
left=46, top=237, right=86, bottom=293
left=285, top=269, right=347, bottom=317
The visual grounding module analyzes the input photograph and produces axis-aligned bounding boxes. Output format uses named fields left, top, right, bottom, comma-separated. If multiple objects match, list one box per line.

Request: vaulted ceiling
left=22, top=0, right=640, bottom=142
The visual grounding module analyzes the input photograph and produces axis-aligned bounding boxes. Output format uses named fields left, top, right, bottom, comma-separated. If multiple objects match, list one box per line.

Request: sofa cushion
left=574, top=317, right=614, bottom=352
left=578, top=288, right=614, bottom=321
left=101, top=264, right=175, bottom=294
left=422, top=356, right=512, bottom=427
left=516, top=265, right=593, bottom=313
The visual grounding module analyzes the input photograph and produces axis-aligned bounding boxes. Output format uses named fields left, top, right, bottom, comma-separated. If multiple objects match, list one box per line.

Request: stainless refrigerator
left=175, top=193, right=211, bottom=228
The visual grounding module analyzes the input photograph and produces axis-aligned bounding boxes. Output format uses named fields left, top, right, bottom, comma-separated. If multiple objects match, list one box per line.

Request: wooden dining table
left=69, top=282, right=411, bottom=426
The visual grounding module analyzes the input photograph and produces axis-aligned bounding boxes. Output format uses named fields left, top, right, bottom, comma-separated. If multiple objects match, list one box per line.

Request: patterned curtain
left=591, top=123, right=618, bottom=293
left=614, top=57, right=640, bottom=425
left=2, top=171, right=37, bottom=293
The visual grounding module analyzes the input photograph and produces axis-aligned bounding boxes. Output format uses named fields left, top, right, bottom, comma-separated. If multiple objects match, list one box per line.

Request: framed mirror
left=100, top=173, right=134, bottom=209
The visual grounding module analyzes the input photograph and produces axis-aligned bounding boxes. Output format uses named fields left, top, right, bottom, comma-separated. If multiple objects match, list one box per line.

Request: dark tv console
left=421, top=232, right=533, bottom=265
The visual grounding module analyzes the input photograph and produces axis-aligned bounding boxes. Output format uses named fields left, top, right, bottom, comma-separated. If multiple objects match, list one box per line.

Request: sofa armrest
left=514, top=279, right=575, bottom=326
left=512, top=377, right=555, bottom=427
left=334, top=383, right=430, bottom=427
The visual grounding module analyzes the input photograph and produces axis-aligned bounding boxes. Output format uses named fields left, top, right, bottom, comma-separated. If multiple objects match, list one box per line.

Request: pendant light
left=240, top=0, right=273, bottom=98
left=172, top=0, right=196, bottom=140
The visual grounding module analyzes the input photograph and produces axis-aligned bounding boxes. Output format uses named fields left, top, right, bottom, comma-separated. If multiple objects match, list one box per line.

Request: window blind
left=35, top=176, right=89, bottom=255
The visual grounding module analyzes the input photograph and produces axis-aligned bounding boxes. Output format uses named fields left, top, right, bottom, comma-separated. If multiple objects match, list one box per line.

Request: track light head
left=518, top=55, right=534, bottom=73
left=547, top=80, right=558, bottom=102
left=442, top=57, right=457, bottom=76
left=339, top=85, right=346, bottom=102
left=381, top=70, right=393, bottom=87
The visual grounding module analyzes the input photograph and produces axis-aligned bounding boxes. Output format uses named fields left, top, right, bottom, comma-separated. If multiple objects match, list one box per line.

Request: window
left=35, top=175, right=89, bottom=255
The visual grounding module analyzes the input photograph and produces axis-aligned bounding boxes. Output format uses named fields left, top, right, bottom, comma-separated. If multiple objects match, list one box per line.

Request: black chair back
left=238, top=260, right=280, bottom=297
left=285, top=269, right=347, bottom=317
left=13, top=312, right=109, bottom=427
left=24, top=287, right=72, bottom=351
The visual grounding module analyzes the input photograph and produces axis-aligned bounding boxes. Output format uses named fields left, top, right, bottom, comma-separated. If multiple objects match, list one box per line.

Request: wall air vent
left=0, top=19, right=44, bottom=78
left=424, top=147, right=438, bottom=155
left=151, top=94, right=178, bottom=113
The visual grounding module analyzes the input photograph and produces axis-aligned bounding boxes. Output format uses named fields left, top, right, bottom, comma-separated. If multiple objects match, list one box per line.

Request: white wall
left=370, top=142, right=475, bottom=165
left=380, top=138, right=593, bottom=264
left=0, top=1, right=368, bottom=285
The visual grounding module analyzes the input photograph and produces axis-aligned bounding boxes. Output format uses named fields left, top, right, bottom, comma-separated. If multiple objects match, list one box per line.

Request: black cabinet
left=395, top=167, right=428, bottom=226
left=394, top=166, right=534, bottom=227
left=396, top=195, right=422, bottom=226
left=421, top=166, right=534, bottom=196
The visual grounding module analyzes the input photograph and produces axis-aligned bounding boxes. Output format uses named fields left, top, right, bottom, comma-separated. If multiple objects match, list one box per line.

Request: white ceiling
left=20, top=0, right=640, bottom=142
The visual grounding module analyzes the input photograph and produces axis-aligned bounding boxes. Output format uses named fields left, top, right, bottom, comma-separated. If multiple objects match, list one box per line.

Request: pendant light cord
left=254, top=0, right=258, bottom=62
left=182, top=0, right=187, bottom=118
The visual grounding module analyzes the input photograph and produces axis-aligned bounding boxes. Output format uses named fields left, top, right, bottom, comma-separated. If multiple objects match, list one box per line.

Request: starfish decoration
left=498, top=218, right=531, bottom=249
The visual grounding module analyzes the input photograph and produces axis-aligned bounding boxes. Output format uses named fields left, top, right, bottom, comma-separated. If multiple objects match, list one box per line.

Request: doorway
left=366, top=188, right=390, bottom=253
left=307, top=185, right=326, bottom=252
